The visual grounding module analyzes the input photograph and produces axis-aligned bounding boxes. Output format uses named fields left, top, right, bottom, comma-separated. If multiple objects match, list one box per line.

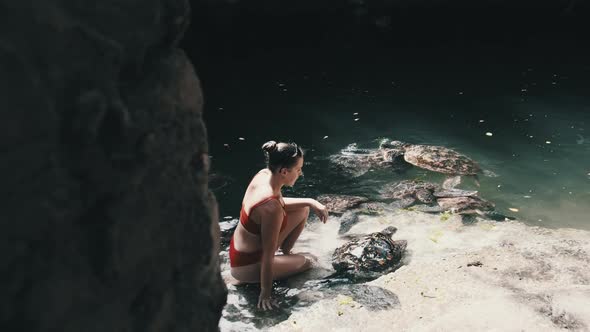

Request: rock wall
left=0, top=1, right=226, bottom=331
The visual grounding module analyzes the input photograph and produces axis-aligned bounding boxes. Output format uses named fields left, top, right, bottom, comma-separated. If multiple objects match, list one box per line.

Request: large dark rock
left=0, top=1, right=226, bottom=331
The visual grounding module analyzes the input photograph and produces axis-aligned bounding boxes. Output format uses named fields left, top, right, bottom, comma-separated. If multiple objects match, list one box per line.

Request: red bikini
left=229, top=196, right=288, bottom=267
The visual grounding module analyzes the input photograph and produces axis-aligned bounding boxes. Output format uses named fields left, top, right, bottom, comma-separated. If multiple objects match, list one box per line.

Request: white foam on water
left=270, top=210, right=590, bottom=332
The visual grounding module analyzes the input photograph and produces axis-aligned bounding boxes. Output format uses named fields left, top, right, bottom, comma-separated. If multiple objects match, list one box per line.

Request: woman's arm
left=282, top=197, right=315, bottom=211
left=283, top=197, right=328, bottom=223
left=258, top=201, right=284, bottom=310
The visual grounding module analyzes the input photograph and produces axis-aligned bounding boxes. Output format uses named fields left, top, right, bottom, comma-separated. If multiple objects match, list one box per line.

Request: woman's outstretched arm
left=257, top=201, right=284, bottom=310
left=283, top=197, right=328, bottom=223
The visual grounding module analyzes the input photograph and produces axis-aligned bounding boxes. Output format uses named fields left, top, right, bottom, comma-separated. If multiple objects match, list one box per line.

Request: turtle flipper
left=473, top=174, right=481, bottom=187
left=338, top=211, right=360, bottom=234
left=461, top=214, right=477, bottom=224
left=412, top=204, right=444, bottom=213
left=434, top=188, right=479, bottom=198
left=483, top=211, right=515, bottom=221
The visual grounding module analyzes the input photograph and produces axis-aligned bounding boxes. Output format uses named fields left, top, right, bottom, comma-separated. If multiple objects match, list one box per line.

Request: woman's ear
left=279, top=167, right=288, bottom=176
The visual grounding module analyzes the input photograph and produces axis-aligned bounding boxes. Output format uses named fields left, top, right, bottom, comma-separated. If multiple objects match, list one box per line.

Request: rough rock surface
left=1, top=1, right=226, bottom=331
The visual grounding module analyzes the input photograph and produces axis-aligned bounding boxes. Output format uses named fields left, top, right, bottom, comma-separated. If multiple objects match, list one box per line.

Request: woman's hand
left=311, top=200, right=329, bottom=223
left=258, top=289, right=278, bottom=311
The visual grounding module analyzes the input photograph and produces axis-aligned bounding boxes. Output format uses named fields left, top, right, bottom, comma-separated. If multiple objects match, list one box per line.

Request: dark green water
left=202, top=45, right=590, bottom=230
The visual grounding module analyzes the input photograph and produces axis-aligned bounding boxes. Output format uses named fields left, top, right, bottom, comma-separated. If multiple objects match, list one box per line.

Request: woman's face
left=283, top=157, right=304, bottom=187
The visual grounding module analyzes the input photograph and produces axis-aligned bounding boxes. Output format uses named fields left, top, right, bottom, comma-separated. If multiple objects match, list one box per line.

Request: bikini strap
left=249, top=195, right=283, bottom=211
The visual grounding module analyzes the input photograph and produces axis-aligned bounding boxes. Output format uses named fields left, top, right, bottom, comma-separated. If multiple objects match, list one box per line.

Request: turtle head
left=379, top=139, right=408, bottom=150
left=382, top=226, right=398, bottom=237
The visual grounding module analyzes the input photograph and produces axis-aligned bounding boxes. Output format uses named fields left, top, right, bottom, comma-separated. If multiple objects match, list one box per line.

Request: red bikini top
left=239, top=195, right=287, bottom=235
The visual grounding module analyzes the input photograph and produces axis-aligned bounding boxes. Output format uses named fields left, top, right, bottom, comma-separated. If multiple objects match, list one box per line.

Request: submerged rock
left=219, top=218, right=239, bottom=245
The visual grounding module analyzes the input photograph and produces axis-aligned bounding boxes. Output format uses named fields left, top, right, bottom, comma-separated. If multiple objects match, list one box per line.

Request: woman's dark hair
left=261, top=140, right=304, bottom=173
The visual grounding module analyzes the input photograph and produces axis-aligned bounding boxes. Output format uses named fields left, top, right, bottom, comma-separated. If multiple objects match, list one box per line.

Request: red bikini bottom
left=229, top=237, right=262, bottom=267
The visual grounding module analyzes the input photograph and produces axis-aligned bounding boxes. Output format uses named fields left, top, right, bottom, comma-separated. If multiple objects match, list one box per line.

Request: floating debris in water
left=497, top=185, right=502, bottom=188
left=223, top=143, right=230, bottom=147
left=545, top=141, right=551, bottom=144
left=218, top=107, right=224, bottom=111
left=523, top=195, right=532, bottom=198
left=238, top=137, right=245, bottom=141
left=353, top=112, right=359, bottom=115
left=508, top=208, right=519, bottom=212
left=323, top=136, right=329, bottom=139
left=485, top=132, right=493, bottom=136
left=479, top=120, right=485, bottom=123
left=354, top=118, right=360, bottom=121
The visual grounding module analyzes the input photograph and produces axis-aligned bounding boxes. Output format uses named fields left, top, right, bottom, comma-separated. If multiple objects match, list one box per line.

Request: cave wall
left=0, top=0, right=226, bottom=331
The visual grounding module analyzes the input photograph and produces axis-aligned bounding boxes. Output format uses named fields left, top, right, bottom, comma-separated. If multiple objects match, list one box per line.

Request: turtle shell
left=317, top=194, right=369, bottom=215
left=437, top=196, right=494, bottom=214
left=380, top=180, right=439, bottom=203
left=403, top=145, right=481, bottom=175
left=332, top=228, right=407, bottom=276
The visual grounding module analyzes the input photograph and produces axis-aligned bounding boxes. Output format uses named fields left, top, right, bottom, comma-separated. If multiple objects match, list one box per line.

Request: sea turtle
left=378, top=179, right=512, bottom=222
left=317, top=194, right=387, bottom=234
left=316, top=194, right=370, bottom=215
left=380, top=139, right=483, bottom=186
left=414, top=195, right=514, bottom=222
left=329, top=143, right=409, bottom=177
left=332, top=226, right=407, bottom=280
left=437, top=196, right=513, bottom=221
left=380, top=180, right=441, bottom=208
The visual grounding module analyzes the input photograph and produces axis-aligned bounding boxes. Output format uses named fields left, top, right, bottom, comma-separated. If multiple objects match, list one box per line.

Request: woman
left=230, top=140, right=329, bottom=310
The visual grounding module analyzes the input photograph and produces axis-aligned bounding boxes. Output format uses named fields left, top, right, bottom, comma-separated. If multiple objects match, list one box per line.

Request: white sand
left=269, top=211, right=590, bottom=332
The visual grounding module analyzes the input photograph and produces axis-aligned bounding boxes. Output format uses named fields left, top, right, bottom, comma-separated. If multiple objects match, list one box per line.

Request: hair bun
left=261, top=140, right=278, bottom=153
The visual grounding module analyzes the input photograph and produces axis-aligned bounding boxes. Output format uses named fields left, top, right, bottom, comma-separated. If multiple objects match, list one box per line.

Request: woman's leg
left=230, top=254, right=311, bottom=283
left=277, top=206, right=310, bottom=254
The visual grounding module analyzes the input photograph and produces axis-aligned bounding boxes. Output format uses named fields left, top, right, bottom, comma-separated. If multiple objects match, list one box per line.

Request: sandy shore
left=266, top=211, right=590, bottom=332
